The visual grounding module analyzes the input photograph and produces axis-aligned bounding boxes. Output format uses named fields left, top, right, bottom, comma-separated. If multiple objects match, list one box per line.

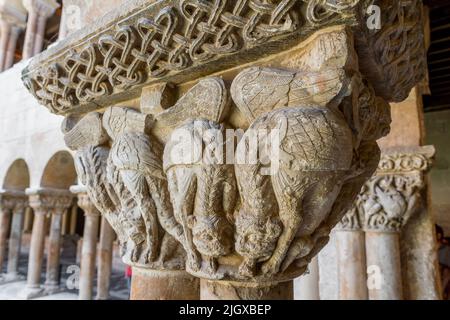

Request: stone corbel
left=20, top=0, right=428, bottom=301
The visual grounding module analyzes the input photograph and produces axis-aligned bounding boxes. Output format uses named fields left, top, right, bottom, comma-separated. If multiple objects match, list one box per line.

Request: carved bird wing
left=74, top=146, right=125, bottom=241
left=111, top=132, right=166, bottom=181
left=231, top=67, right=347, bottom=123
left=157, top=77, right=229, bottom=127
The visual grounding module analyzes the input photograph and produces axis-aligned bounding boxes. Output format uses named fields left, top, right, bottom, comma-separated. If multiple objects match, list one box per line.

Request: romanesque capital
left=0, top=190, right=28, bottom=212
left=357, top=146, right=435, bottom=233
left=70, top=185, right=100, bottom=217
left=26, top=188, right=73, bottom=215
left=20, top=0, right=428, bottom=290
left=22, top=0, right=59, bottom=18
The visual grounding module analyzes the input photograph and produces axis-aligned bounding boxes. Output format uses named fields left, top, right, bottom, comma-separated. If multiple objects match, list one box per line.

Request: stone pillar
left=0, top=191, right=16, bottom=272
left=200, top=279, right=292, bottom=300
left=3, top=26, right=21, bottom=70
left=132, top=269, right=200, bottom=300
left=22, top=0, right=59, bottom=60
left=4, top=194, right=27, bottom=282
left=0, top=21, right=11, bottom=71
left=96, top=217, right=115, bottom=300
left=71, top=186, right=100, bottom=300
left=23, top=207, right=33, bottom=233
left=294, top=256, right=320, bottom=300
left=335, top=210, right=368, bottom=300
left=19, top=188, right=70, bottom=299
left=44, top=193, right=73, bottom=293
left=0, top=3, right=26, bottom=69
left=360, top=147, right=435, bottom=300
left=69, top=204, right=77, bottom=235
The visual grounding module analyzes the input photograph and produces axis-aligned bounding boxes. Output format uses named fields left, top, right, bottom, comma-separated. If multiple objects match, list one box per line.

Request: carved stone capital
left=26, top=188, right=73, bottom=215
left=358, top=146, right=435, bottom=233
left=22, top=0, right=427, bottom=288
left=70, top=185, right=99, bottom=217
left=0, top=190, right=28, bottom=212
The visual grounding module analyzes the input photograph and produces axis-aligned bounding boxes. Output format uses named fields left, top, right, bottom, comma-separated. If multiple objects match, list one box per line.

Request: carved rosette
left=22, top=0, right=427, bottom=287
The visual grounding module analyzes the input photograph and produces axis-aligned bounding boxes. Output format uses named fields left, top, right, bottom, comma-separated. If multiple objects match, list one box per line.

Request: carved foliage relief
left=340, top=147, right=435, bottom=233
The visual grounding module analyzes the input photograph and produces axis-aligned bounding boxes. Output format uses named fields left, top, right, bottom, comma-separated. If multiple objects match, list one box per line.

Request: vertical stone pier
left=335, top=211, right=368, bottom=300
left=71, top=186, right=100, bottom=300
left=4, top=193, right=27, bottom=282
left=44, top=192, right=72, bottom=293
left=96, top=217, right=115, bottom=300
left=22, top=0, right=59, bottom=60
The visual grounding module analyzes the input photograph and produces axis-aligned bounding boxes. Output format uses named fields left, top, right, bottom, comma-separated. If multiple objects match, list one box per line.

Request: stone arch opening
left=40, top=151, right=76, bottom=189
left=2, top=159, right=30, bottom=191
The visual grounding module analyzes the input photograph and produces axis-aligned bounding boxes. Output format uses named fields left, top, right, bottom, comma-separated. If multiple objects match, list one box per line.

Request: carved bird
left=159, top=78, right=237, bottom=275
left=231, top=67, right=355, bottom=276
left=102, top=107, right=185, bottom=263
left=164, top=120, right=236, bottom=275
left=64, top=113, right=148, bottom=263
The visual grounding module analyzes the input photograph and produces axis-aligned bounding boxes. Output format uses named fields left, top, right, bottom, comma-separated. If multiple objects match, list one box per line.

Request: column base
left=201, top=279, right=294, bottom=300
left=131, top=268, right=200, bottom=300
left=17, top=286, right=45, bottom=300
left=44, top=283, right=63, bottom=295
left=0, top=272, right=25, bottom=284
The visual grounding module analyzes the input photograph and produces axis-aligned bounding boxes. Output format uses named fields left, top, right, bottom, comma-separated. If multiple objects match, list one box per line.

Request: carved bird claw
left=187, top=252, right=202, bottom=272
left=261, top=258, right=282, bottom=276
left=238, top=259, right=256, bottom=278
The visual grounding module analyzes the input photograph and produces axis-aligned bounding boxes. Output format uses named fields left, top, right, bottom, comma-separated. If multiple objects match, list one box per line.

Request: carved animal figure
left=164, top=120, right=236, bottom=274
left=232, top=67, right=354, bottom=276
left=160, top=78, right=237, bottom=275
left=102, top=107, right=185, bottom=263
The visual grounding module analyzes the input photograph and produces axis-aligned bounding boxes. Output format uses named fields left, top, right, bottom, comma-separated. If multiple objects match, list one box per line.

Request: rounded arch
left=3, top=159, right=30, bottom=191
left=40, top=151, right=77, bottom=189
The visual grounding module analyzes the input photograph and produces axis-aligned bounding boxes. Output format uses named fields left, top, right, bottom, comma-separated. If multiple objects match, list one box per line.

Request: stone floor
left=0, top=249, right=129, bottom=300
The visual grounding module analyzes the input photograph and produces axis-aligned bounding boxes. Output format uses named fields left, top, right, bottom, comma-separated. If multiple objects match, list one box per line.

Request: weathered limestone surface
left=21, top=0, right=428, bottom=300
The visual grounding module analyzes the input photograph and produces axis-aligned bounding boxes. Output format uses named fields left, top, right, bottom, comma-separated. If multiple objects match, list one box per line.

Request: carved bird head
left=187, top=215, right=233, bottom=257
left=103, top=107, right=155, bottom=139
